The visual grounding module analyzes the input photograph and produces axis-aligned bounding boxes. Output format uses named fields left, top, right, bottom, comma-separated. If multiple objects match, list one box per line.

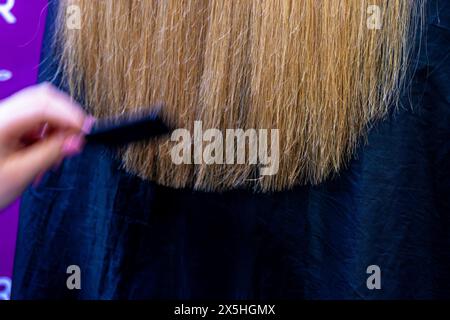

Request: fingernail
left=39, top=123, right=49, bottom=138
left=82, top=116, right=96, bottom=134
left=62, top=135, right=84, bottom=157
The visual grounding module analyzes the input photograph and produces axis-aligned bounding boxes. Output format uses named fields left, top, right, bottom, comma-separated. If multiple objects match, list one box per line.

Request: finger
left=0, top=84, right=87, bottom=140
left=2, top=133, right=83, bottom=193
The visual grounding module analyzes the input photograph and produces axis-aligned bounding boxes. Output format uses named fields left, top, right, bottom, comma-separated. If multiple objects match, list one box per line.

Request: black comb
left=85, top=106, right=171, bottom=147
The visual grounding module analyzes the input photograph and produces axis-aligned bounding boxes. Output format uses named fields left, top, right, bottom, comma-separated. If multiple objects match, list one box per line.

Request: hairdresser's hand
left=0, top=84, right=89, bottom=209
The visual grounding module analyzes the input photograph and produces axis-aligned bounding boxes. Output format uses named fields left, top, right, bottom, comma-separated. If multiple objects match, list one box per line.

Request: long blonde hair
left=58, top=0, right=423, bottom=191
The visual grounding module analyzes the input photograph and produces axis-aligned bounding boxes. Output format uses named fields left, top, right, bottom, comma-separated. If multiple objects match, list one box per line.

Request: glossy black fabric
left=12, top=0, right=450, bottom=299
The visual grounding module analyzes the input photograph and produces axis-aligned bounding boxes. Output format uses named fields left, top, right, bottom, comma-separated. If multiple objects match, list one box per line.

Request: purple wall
left=0, top=0, right=48, bottom=300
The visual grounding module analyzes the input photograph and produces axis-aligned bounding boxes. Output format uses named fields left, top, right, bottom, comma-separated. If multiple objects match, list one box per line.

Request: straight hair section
left=58, top=0, right=423, bottom=192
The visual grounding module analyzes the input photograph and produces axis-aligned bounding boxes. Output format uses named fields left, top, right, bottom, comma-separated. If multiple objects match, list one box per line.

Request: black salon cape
left=11, top=0, right=450, bottom=299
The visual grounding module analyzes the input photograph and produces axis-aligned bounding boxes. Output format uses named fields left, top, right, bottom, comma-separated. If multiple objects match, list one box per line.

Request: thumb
left=5, top=133, right=81, bottom=190
left=0, top=134, right=68, bottom=208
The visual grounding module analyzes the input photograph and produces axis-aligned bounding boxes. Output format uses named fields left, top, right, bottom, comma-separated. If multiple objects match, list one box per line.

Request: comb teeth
left=85, top=106, right=171, bottom=147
